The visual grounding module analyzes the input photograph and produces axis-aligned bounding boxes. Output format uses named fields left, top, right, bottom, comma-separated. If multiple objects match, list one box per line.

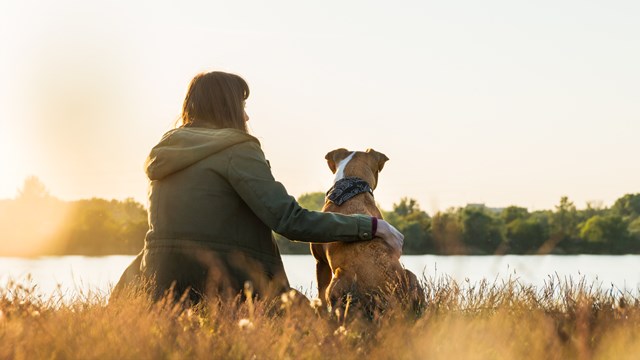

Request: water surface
left=1, top=255, right=638, bottom=301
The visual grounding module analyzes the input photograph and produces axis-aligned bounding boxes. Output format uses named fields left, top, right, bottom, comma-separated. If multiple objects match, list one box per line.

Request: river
left=1, top=255, right=638, bottom=301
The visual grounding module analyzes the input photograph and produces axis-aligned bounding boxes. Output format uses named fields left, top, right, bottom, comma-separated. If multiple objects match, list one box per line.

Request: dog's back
left=311, top=148, right=424, bottom=319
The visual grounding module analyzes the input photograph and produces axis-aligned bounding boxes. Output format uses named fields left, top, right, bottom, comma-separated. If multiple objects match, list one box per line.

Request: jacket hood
left=145, top=127, right=260, bottom=180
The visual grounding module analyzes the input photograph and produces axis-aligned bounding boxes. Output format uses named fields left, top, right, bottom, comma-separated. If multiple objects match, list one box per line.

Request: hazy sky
left=1, top=0, right=639, bottom=213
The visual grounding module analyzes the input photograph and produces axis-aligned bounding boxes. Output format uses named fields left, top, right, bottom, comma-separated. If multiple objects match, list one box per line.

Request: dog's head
left=325, top=148, right=389, bottom=189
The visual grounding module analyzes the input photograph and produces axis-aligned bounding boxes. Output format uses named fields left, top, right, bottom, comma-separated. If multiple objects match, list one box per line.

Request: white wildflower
left=309, top=298, right=322, bottom=309
left=238, top=318, right=254, bottom=330
left=280, top=292, right=290, bottom=304
left=334, top=325, right=348, bottom=336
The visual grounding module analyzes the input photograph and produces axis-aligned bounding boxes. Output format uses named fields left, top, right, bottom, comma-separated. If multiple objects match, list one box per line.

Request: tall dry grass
left=0, top=275, right=638, bottom=360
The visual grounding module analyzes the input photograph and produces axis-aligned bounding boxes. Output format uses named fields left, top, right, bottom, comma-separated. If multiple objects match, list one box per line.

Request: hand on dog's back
left=375, top=219, right=404, bottom=259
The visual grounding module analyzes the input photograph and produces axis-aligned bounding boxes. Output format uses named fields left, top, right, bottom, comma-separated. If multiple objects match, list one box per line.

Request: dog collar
left=326, top=176, right=374, bottom=206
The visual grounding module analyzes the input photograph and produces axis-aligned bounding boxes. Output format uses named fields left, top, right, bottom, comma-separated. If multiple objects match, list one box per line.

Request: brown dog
left=311, top=148, right=424, bottom=319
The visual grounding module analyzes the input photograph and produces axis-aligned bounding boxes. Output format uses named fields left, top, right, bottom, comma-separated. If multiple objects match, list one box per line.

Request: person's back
left=142, top=126, right=289, bottom=301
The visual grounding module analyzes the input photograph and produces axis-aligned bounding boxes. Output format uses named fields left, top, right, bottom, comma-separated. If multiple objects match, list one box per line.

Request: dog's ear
left=366, top=148, right=389, bottom=172
left=325, top=148, right=351, bottom=174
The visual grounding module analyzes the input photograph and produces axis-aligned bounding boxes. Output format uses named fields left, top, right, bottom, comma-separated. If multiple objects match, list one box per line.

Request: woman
left=114, top=71, right=404, bottom=303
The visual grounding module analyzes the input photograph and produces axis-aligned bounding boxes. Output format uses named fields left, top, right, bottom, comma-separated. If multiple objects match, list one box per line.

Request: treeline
left=0, top=177, right=146, bottom=256
left=1, top=177, right=639, bottom=256
left=277, top=193, right=640, bottom=255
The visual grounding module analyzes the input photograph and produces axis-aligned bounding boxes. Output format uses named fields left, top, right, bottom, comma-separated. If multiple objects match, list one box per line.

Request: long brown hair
left=180, top=71, right=250, bottom=131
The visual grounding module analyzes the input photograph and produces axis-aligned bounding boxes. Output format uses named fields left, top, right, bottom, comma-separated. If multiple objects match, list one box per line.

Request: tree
left=576, top=200, right=607, bottom=227
left=628, top=218, right=640, bottom=252
left=612, top=194, right=640, bottom=219
left=460, top=205, right=504, bottom=254
left=383, top=198, right=433, bottom=254
left=0, top=177, right=65, bottom=256
left=579, top=215, right=630, bottom=253
left=501, top=206, right=551, bottom=253
left=54, top=198, right=148, bottom=255
left=629, top=217, right=640, bottom=239
left=17, top=176, right=50, bottom=200
left=297, top=192, right=325, bottom=211
left=551, top=196, right=578, bottom=239
left=392, top=198, right=420, bottom=217
left=505, top=217, right=549, bottom=254
left=431, top=209, right=464, bottom=254
left=501, top=206, right=529, bottom=224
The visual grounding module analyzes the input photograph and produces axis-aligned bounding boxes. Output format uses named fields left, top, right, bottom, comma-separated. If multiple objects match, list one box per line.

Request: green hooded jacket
left=140, top=127, right=374, bottom=298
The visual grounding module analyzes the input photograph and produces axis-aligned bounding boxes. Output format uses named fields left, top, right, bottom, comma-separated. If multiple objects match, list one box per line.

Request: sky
left=1, top=0, right=639, bottom=214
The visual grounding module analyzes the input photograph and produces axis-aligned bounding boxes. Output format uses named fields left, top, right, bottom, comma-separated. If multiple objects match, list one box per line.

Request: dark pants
left=142, top=247, right=290, bottom=304
left=112, top=245, right=290, bottom=305
left=142, top=249, right=211, bottom=303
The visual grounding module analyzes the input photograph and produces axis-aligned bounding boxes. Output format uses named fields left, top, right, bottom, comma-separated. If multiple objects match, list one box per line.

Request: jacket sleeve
left=226, top=142, right=374, bottom=243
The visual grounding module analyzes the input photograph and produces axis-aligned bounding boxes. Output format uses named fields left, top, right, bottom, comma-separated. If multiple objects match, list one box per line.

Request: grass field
left=1, top=275, right=638, bottom=360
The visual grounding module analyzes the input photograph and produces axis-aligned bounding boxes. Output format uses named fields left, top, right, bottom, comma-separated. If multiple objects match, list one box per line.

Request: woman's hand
left=375, top=219, right=404, bottom=258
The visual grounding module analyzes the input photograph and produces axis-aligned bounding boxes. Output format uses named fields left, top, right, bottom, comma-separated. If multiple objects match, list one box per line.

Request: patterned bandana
left=326, top=176, right=374, bottom=206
